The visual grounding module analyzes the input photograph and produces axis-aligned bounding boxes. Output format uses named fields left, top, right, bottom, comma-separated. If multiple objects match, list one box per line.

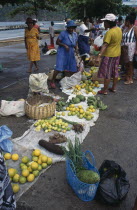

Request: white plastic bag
left=0, top=100, right=25, bottom=117
left=94, top=35, right=104, bottom=47
left=44, top=49, right=57, bottom=55
left=60, top=71, right=81, bottom=90
left=29, top=73, right=49, bottom=93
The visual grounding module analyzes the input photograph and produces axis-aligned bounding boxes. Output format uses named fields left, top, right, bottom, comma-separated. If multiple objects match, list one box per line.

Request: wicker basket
left=25, top=95, right=56, bottom=119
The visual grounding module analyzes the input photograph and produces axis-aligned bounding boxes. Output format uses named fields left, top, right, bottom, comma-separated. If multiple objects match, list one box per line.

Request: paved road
left=0, top=42, right=137, bottom=210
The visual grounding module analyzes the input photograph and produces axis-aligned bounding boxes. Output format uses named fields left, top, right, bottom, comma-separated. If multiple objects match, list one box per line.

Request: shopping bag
left=96, top=160, right=130, bottom=205
left=0, top=125, right=13, bottom=153
left=60, top=71, right=81, bottom=89
left=94, top=35, right=103, bottom=47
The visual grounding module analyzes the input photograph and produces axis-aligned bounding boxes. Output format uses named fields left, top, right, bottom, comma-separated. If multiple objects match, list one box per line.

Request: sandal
left=98, top=90, right=108, bottom=95
left=124, top=81, right=131, bottom=85
left=108, top=88, right=116, bottom=93
left=50, top=82, right=56, bottom=89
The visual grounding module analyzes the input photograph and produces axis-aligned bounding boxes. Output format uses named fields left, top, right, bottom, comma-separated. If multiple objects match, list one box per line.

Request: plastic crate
left=66, top=150, right=99, bottom=201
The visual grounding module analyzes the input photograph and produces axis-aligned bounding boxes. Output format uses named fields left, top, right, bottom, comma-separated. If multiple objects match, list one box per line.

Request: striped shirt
left=123, top=27, right=136, bottom=43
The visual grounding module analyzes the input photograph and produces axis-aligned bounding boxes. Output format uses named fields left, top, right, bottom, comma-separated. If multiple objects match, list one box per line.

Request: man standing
left=49, top=21, right=55, bottom=47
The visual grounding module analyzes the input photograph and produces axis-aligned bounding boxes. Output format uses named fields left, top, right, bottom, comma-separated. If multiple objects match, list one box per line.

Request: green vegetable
left=87, top=96, right=107, bottom=110
left=76, top=95, right=86, bottom=102
left=77, top=170, right=100, bottom=184
left=62, top=137, right=83, bottom=171
left=73, top=97, right=81, bottom=104
left=56, top=99, right=67, bottom=111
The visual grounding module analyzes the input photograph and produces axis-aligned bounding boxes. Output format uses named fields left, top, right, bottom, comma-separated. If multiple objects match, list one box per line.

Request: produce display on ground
left=0, top=69, right=108, bottom=200
left=4, top=148, right=52, bottom=196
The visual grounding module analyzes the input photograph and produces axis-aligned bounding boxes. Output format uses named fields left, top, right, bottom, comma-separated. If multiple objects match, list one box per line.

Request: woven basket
left=25, top=95, right=56, bottom=119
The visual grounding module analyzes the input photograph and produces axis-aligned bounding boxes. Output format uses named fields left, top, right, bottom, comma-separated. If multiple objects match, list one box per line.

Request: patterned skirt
left=98, top=56, right=120, bottom=79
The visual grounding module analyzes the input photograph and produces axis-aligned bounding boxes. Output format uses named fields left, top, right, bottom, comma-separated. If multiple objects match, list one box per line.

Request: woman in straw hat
left=96, top=14, right=122, bottom=95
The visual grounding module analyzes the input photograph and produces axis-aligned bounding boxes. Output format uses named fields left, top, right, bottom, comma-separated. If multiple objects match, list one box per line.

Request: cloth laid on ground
left=62, top=84, right=103, bottom=96
left=0, top=100, right=25, bottom=117
left=4, top=142, right=51, bottom=201
left=8, top=72, right=102, bottom=200
left=10, top=118, right=92, bottom=200
left=55, top=95, right=99, bottom=124
left=11, top=94, right=100, bottom=199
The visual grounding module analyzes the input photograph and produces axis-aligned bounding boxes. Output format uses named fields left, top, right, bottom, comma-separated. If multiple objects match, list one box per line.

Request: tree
left=64, top=0, right=134, bottom=19
left=2, top=0, right=59, bottom=18
left=0, top=0, right=24, bottom=6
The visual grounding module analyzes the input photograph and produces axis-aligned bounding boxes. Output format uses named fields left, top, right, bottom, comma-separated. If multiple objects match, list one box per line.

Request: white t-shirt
left=79, top=23, right=90, bottom=37
left=49, top=26, right=54, bottom=37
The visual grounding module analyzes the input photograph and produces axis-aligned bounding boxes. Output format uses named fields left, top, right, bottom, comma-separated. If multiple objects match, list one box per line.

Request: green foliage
left=9, top=6, right=34, bottom=17
left=0, top=0, right=24, bottom=6
left=7, top=0, right=58, bottom=18
left=64, top=0, right=134, bottom=19
left=62, top=137, right=83, bottom=171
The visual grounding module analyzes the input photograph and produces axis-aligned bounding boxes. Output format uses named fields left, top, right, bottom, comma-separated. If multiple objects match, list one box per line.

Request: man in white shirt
left=78, top=17, right=93, bottom=58
left=49, top=21, right=55, bottom=47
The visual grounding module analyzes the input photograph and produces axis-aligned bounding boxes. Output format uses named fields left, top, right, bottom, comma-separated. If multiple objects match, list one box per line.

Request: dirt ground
left=0, top=40, right=137, bottom=210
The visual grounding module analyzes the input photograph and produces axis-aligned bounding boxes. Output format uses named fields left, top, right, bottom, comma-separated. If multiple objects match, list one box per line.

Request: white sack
left=60, top=71, right=81, bottom=90
left=0, top=100, right=25, bottom=117
left=29, top=73, right=49, bottom=93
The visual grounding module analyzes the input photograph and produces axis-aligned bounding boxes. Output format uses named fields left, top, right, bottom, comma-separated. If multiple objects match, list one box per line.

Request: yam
left=39, top=140, right=64, bottom=155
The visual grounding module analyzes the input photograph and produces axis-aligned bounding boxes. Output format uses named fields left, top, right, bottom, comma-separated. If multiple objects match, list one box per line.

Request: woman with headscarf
left=50, top=20, right=78, bottom=88
left=25, top=17, right=40, bottom=73
left=96, top=14, right=122, bottom=95
left=122, top=12, right=137, bottom=84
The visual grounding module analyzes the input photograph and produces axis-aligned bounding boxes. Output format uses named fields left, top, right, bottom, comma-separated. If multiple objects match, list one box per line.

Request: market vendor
left=96, top=14, right=122, bottom=95
left=50, top=20, right=78, bottom=89
left=78, top=17, right=94, bottom=59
